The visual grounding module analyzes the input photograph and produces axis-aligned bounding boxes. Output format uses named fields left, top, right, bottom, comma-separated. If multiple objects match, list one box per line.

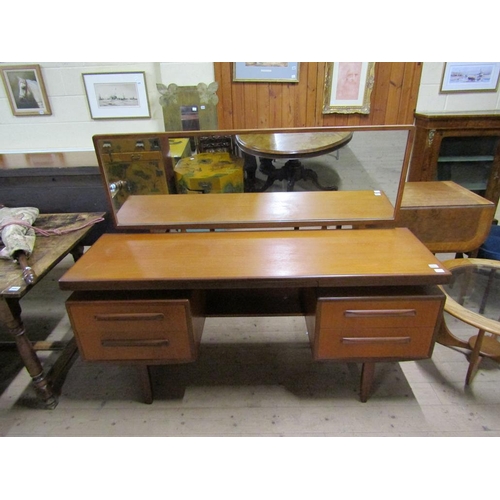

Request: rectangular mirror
left=93, top=125, right=413, bottom=231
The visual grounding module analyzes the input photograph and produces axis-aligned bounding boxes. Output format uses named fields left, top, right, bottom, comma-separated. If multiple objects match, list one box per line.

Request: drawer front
left=314, top=326, right=437, bottom=360
left=67, top=299, right=197, bottom=362
left=313, top=295, right=443, bottom=360
left=318, top=298, right=442, bottom=329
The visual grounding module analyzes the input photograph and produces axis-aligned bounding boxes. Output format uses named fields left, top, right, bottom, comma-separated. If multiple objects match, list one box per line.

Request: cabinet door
left=436, top=135, right=500, bottom=201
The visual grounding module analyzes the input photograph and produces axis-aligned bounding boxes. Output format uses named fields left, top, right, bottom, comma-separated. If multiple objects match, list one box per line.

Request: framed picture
left=233, top=62, right=299, bottom=82
left=440, top=62, right=500, bottom=93
left=323, top=62, right=375, bottom=114
left=82, top=72, right=151, bottom=119
left=0, top=64, right=51, bottom=116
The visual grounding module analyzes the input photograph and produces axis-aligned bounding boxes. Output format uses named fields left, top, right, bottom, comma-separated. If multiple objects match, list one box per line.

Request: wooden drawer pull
left=344, top=309, right=416, bottom=318
left=95, top=313, right=165, bottom=321
left=101, top=339, right=170, bottom=347
left=341, top=336, right=411, bottom=345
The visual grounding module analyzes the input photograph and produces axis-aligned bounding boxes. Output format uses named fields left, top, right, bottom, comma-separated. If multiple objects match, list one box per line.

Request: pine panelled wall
left=214, top=62, right=423, bottom=129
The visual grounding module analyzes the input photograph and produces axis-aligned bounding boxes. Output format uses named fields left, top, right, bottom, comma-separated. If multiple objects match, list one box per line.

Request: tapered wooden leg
left=138, top=365, right=153, bottom=404
left=46, top=337, right=79, bottom=395
left=360, top=362, right=376, bottom=402
left=0, top=297, right=57, bottom=408
left=466, top=329, right=485, bottom=385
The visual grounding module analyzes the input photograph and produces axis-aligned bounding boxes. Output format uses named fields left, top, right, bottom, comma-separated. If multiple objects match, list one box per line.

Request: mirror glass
left=93, top=126, right=412, bottom=230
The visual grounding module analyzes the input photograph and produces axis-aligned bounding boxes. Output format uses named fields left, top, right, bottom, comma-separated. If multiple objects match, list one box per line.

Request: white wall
left=1, top=62, right=499, bottom=153
left=416, top=62, right=500, bottom=112
left=0, top=62, right=215, bottom=153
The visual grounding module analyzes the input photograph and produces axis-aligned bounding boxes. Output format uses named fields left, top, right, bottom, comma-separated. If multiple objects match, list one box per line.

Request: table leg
left=242, top=153, right=258, bottom=192
left=70, top=244, right=85, bottom=262
left=257, top=159, right=280, bottom=191
left=360, top=362, right=376, bottom=402
left=138, top=365, right=153, bottom=404
left=466, top=329, right=485, bottom=385
left=0, top=297, right=57, bottom=408
left=287, top=160, right=338, bottom=191
left=258, top=158, right=338, bottom=192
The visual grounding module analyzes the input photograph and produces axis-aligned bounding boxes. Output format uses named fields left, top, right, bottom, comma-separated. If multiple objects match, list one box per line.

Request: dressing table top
left=114, top=190, right=395, bottom=230
left=59, top=228, right=450, bottom=291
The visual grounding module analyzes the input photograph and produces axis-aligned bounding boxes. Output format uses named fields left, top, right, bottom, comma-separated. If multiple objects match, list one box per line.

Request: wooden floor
left=1, top=253, right=500, bottom=437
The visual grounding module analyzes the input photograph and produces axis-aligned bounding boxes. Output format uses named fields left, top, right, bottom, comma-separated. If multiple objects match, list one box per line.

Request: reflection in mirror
left=93, top=126, right=412, bottom=230
left=235, top=130, right=408, bottom=205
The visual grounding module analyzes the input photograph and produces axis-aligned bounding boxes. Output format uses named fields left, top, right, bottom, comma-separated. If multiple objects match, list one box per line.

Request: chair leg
left=466, top=329, right=486, bottom=385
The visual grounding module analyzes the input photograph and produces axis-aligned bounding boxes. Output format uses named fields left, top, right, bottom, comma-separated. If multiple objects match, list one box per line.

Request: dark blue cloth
left=478, top=224, right=500, bottom=260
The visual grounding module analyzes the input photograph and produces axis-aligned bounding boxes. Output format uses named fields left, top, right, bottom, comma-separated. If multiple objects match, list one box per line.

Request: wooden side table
left=0, top=212, right=104, bottom=408
left=396, top=181, right=496, bottom=254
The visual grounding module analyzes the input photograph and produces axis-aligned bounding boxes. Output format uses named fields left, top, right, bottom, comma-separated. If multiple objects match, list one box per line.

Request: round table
left=235, top=132, right=353, bottom=192
left=438, top=258, right=500, bottom=384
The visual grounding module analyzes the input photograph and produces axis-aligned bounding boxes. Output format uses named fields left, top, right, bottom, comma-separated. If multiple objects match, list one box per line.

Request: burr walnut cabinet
left=408, top=111, right=500, bottom=208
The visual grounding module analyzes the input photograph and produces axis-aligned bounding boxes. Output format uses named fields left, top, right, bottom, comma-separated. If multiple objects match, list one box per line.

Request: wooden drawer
left=318, top=298, right=441, bottom=329
left=314, top=325, right=438, bottom=360
left=306, top=287, right=444, bottom=361
left=66, top=292, right=204, bottom=363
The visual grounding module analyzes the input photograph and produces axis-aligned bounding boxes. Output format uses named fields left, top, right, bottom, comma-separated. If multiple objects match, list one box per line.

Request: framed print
left=323, top=62, right=375, bottom=114
left=233, top=62, right=299, bottom=82
left=82, top=72, right=151, bottom=119
left=0, top=64, right=51, bottom=116
left=440, top=62, right=500, bottom=93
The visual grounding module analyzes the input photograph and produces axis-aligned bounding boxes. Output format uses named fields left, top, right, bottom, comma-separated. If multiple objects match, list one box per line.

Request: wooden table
left=59, top=228, right=450, bottom=403
left=0, top=212, right=104, bottom=408
left=235, top=132, right=353, bottom=192
left=114, top=191, right=395, bottom=231
left=397, top=181, right=495, bottom=254
left=438, top=258, right=500, bottom=384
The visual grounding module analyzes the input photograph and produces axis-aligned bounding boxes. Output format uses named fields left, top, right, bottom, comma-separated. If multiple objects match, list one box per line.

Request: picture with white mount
left=95, top=82, right=140, bottom=108
left=441, top=62, right=500, bottom=92
left=448, top=64, right=494, bottom=83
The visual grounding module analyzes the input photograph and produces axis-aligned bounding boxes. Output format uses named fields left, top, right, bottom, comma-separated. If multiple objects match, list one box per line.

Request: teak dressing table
left=59, top=126, right=451, bottom=403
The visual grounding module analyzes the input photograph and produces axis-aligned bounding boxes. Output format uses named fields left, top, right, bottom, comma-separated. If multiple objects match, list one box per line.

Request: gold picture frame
left=323, top=62, right=375, bottom=114
left=440, top=62, right=500, bottom=93
left=0, top=64, right=52, bottom=116
left=233, top=62, right=300, bottom=82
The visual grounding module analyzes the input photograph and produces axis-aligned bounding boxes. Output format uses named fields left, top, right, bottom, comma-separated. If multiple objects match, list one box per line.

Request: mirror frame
left=93, top=124, right=414, bottom=231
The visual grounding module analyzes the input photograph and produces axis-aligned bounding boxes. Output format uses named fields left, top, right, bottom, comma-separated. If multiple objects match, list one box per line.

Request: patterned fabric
left=0, top=206, right=39, bottom=260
